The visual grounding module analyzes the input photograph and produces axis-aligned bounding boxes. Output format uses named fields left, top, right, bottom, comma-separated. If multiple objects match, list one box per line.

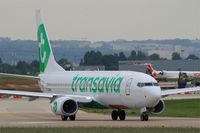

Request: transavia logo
left=39, top=32, right=46, bottom=63
left=72, top=75, right=124, bottom=93
left=37, top=24, right=50, bottom=72
left=53, top=101, right=58, bottom=112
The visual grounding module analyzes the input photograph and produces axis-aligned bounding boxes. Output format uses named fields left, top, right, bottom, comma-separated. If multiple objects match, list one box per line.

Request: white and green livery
left=0, top=10, right=199, bottom=122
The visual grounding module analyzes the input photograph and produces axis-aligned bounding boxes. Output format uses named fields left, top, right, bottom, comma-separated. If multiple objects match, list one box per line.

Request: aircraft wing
left=0, top=73, right=39, bottom=80
left=161, top=87, right=200, bottom=97
left=0, top=90, right=92, bottom=103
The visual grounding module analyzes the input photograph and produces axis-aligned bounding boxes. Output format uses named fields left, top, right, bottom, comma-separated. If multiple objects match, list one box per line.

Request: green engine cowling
left=51, top=97, right=78, bottom=116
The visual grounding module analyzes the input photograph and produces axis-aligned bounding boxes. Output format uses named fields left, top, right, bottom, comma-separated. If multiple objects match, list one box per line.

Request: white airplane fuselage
left=155, top=70, right=200, bottom=79
left=39, top=71, right=161, bottom=109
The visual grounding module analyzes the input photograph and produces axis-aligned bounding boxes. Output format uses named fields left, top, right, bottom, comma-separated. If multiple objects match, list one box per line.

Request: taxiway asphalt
left=0, top=97, right=199, bottom=127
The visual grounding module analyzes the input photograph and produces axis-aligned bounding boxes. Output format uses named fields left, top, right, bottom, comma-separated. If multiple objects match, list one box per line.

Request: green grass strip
left=0, top=127, right=199, bottom=133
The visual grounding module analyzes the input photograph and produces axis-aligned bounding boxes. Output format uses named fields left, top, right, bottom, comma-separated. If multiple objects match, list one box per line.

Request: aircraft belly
left=94, top=94, right=125, bottom=109
left=123, top=89, right=147, bottom=109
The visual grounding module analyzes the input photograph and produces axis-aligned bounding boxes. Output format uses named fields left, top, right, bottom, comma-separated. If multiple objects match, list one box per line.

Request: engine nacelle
left=51, top=97, right=78, bottom=116
left=148, top=100, right=165, bottom=115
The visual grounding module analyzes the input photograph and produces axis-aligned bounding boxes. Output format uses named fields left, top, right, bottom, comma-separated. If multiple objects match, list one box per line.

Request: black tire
left=144, top=114, right=149, bottom=121
left=118, top=110, right=126, bottom=120
left=61, top=115, right=68, bottom=121
left=140, top=114, right=144, bottom=121
left=111, top=110, right=118, bottom=120
left=140, top=113, right=149, bottom=121
left=69, top=114, right=76, bottom=121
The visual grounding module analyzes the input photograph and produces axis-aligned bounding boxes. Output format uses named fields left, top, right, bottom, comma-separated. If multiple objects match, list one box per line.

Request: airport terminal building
left=119, top=60, right=200, bottom=72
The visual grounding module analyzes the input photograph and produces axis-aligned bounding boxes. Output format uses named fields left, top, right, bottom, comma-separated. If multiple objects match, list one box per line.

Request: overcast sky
left=0, top=0, right=199, bottom=41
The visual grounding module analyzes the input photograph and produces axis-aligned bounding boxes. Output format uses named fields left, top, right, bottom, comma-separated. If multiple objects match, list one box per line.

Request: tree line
left=0, top=58, right=72, bottom=75
left=80, top=50, right=199, bottom=70
left=0, top=50, right=199, bottom=74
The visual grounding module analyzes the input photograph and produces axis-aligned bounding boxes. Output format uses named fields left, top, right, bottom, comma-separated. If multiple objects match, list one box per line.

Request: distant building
left=119, top=60, right=200, bottom=73
left=148, top=50, right=173, bottom=60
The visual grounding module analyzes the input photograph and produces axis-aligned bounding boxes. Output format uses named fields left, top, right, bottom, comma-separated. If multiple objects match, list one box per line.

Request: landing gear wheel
left=144, top=114, right=149, bottom=121
left=69, top=114, right=76, bottom=121
left=111, top=110, right=118, bottom=120
left=61, top=115, right=68, bottom=121
left=140, top=113, right=149, bottom=121
left=118, top=110, right=126, bottom=120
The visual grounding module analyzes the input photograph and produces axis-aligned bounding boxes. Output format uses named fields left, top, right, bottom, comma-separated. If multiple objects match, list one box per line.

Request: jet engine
left=51, top=97, right=78, bottom=116
left=148, top=100, right=165, bottom=114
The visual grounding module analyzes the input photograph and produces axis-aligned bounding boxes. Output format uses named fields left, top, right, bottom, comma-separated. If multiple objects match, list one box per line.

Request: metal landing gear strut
left=140, top=107, right=149, bottom=121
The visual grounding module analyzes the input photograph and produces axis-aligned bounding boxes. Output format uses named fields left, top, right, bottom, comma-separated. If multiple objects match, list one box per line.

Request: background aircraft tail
left=146, top=63, right=157, bottom=78
left=36, top=10, right=65, bottom=74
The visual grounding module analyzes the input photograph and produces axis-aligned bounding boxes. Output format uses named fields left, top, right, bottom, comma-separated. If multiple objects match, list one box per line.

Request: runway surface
left=0, top=113, right=199, bottom=128
left=0, top=98, right=199, bottom=127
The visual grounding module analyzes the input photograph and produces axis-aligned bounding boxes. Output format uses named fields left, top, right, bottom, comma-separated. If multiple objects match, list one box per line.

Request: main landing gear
left=111, top=110, right=126, bottom=120
left=111, top=109, right=149, bottom=121
left=61, top=114, right=76, bottom=121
